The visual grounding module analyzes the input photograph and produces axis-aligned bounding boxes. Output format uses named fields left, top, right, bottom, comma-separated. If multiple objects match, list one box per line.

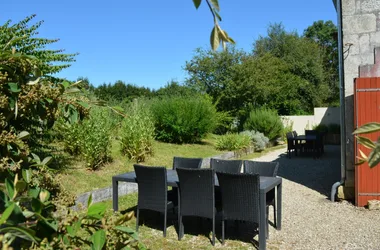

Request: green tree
left=253, top=23, right=330, bottom=108
left=155, top=80, right=197, bottom=97
left=94, top=80, right=153, bottom=102
left=184, top=46, right=246, bottom=114
left=304, top=20, right=339, bottom=105
left=0, top=14, right=77, bottom=77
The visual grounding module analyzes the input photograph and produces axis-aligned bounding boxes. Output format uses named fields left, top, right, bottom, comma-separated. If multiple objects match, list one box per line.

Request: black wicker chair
left=172, top=156, right=203, bottom=170
left=210, top=158, right=242, bottom=173
left=286, top=132, right=296, bottom=158
left=305, top=130, right=324, bottom=155
left=216, top=172, right=266, bottom=245
left=134, top=164, right=173, bottom=237
left=243, top=160, right=279, bottom=228
left=176, top=168, right=216, bottom=246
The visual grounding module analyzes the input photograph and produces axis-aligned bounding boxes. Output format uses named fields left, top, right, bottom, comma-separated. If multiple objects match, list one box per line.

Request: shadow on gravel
left=273, top=145, right=341, bottom=197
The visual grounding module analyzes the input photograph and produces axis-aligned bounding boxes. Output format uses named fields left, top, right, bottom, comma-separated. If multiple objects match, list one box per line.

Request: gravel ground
left=253, top=146, right=380, bottom=250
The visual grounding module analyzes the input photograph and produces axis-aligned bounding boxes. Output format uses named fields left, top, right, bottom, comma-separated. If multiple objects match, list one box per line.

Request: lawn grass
left=65, top=140, right=285, bottom=249
left=58, top=135, right=226, bottom=195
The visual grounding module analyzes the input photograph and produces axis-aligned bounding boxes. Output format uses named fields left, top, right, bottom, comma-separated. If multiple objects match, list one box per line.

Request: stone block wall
left=342, top=0, right=380, bottom=193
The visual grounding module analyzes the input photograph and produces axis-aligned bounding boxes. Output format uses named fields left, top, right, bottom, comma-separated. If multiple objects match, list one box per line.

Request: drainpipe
left=331, top=0, right=346, bottom=202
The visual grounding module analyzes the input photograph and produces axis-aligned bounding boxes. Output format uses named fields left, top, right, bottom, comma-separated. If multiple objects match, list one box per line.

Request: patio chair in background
left=172, top=156, right=203, bottom=169
left=305, top=130, right=324, bottom=155
left=286, top=132, right=296, bottom=158
left=210, top=158, right=243, bottom=173
left=134, top=164, right=174, bottom=237
left=216, top=172, right=267, bottom=245
left=176, top=168, right=216, bottom=246
left=243, top=161, right=279, bottom=228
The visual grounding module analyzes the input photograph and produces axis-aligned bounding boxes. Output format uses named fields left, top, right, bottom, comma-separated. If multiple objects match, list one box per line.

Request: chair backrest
left=172, top=156, right=203, bottom=170
left=286, top=132, right=295, bottom=149
left=210, top=158, right=242, bottom=173
left=305, top=130, right=318, bottom=136
left=292, top=131, right=298, bottom=137
left=243, top=160, right=279, bottom=177
left=134, top=164, right=167, bottom=213
left=216, top=172, right=260, bottom=223
left=176, top=168, right=215, bottom=218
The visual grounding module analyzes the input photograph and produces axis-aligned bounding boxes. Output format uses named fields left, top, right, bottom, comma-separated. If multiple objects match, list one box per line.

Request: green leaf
left=65, top=87, right=81, bottom=94
left=353, top=122, right=380, bottom=134
left=22, top=210, right=34, bottom=219
left=356, top=136, right=376, bottom=149
left=87, top=193, right=93, bottom=208
left=31, top=153, right=41, bottom=164
left=5, top=178, right=15, bottom=200
left=0, top=226, right=39, bottom=243
left=8, top=82, right=21, bottom=93
left=87, top=203, right=107, bottom=220
left=45, top=98, right=53, bottom=103
left=15, top=180, right=26, bottom=193
left=193, top=0, right=202, bottom=9
left=210, top=25, right=220, bottom=51
left=76, top=100, right=90, bottom=109
left=115, top=226, right=138, bottom=240
left=210, top=0, right=220, bottom=11
left=62, top=81, right=70, bottom=89
left=0, top=203, right=15, bottom=224
left=41, top=156, right=53, bottom=166
left=28, top=188, right=40, bottom=199
left=17, top=131, right=30, bottom=140
left=26, top=77, right=40, bottom=85
left=91, top=230, right=106, bottom=250
left=32, top=198, right=42, bottom=214
left=368, top=144, right=380, bottom=168
left=22, top=168, right=32, bottom=183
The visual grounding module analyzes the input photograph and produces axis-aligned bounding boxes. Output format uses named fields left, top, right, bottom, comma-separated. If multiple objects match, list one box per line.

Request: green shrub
left=328, top=123, right=340, bottom=134
left=215, top=133, right=252, bottom=151
left=313, top=123, right=329, bottom=133
left=80, top=108, right=113, bottom=169
left=243, top=107, right=284, bottom=141
left=59, top=108, right=113, bottom=169
left=240, top=130, right=269, bottom=151
left=120, top=100, right=155, bottom=162
left=150, top=96, right=218, bottom=143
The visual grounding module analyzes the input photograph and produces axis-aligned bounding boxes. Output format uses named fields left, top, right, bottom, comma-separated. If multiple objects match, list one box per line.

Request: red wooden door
left=354, top=77, right=380, bottom=206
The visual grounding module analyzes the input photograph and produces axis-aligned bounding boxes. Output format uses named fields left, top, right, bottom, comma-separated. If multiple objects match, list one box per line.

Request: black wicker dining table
left=112, top=170, right=282, bottom=250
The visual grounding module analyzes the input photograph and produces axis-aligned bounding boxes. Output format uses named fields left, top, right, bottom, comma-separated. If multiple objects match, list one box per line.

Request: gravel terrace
left=258, top=145, right=380, bottom=250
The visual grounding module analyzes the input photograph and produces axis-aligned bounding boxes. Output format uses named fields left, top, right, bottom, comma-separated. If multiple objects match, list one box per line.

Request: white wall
left=282, top=107, right=340, bottom=135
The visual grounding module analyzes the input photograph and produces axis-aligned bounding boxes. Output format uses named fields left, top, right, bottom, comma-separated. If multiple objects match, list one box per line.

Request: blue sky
left=1, top=0, right=337, bottom=89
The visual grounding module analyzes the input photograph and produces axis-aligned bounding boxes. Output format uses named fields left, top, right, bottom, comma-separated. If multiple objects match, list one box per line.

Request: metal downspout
left=331, top=0, right=347, bottom=201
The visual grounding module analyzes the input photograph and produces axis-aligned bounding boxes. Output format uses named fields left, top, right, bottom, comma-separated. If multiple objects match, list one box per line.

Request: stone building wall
left=341, top=0, right=380, bottom=197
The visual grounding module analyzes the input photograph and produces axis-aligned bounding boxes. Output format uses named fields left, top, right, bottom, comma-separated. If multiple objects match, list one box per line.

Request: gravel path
left=253, top=146, right=380, bottom=250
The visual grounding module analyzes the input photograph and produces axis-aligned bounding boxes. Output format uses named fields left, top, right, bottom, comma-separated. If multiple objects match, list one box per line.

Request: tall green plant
left=243, top=107, right=284, bottom=141
left=151, top=95, right=218, bottom=143
left=120, top=101, right=155, bottom=162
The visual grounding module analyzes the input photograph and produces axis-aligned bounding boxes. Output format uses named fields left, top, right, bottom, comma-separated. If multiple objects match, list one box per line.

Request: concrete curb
left=74, top=147, right=254, bottom=208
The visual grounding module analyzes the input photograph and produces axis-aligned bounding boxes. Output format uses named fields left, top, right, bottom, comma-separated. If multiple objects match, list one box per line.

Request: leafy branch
left=353, top=122, right=380, bottom=167
left=192, top=0, right=235, bottom=50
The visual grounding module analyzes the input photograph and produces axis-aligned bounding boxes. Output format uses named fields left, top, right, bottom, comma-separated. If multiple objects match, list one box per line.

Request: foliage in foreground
left=150, top=96, right=218, bottom=143
left=354, top=122, right=380, bottom=168
left=0, top=16, right=143, bottom=249
left=120, top=101, right=155, bottom=163
left=243, top=107, right=284, bottom=141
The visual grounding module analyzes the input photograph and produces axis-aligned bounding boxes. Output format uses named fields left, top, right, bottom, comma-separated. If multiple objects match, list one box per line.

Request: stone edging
left=74, top=147, right=255, bottom=209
